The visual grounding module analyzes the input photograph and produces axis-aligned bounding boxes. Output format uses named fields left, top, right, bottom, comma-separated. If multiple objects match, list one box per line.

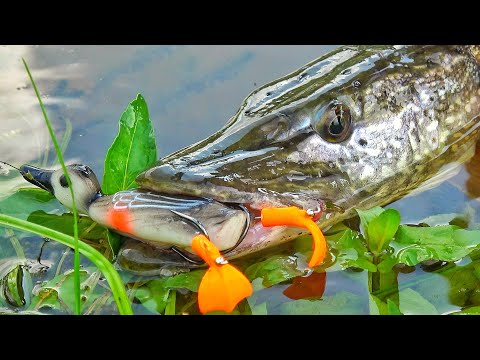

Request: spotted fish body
left=136, top=45, right=480, bottom=258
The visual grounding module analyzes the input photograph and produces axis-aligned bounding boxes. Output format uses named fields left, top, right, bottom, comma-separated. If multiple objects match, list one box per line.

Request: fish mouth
left=137, top=166, right=336, bottom=212
left=136, top=176, right=344, bottom=263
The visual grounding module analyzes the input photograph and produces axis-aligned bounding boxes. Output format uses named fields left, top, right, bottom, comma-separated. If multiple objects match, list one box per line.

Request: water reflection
left=0, top=45, right=339, bottom=194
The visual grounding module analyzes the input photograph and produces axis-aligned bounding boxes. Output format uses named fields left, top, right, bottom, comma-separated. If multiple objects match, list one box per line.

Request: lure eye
left=59, top=175, right=69, bottom=188
left=314, top=102, right=353, bottom=143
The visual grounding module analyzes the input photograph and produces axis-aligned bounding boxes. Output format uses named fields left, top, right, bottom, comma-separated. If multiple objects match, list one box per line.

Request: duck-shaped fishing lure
left=18, top=163, right=327, bottom=313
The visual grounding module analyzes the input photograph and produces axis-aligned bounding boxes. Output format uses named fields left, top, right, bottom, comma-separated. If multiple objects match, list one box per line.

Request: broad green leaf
left=367, top=209, right=400, bottom=255
left=326, top=229, right=376, bottom=272
left=26, top=211, right=117, bottom=259
left=443, top=263, right=480, bottom=307
left=102, top=94, right=157, bottom=194
left=28, top=269, right=105, bottom=313
left=27, top=211, right=106, bottom=241
left=356, top=206, right=384, bottom=236
left=398, top=288, right=438, bottom=315
left=246, top=278, right=266, bottom=314
left=280, top=291, right=365, bottom=315
left=133, top=287, right=162, bottom=314
left=451, top=306, right=480, bottom=315
left=164, top=290, right=176, bottom=315
left=0, top=259, right=32, bottom=308
left=419, top=213, right=469, bottom=228
left=134, top=270, right=205, bottom=315
left=377, top=254, right=397, bottom=273
left=369, top=295, right=384, bottom=315
left=245, top=255, right=305, bottom=287
left=0, top=188, right=58, bottom=220
left=164, top=270, right=205, bottom=292
left=393, top=225, right=480, bottom=266
left=106, top=230, right=121, bottom=257
left=136, top=279, right=170, bottom=314
left=387, top=299, right=402, bottom=315
left=251, top=302, right=268, bottom=315
left=395, top=225, right=459, bottom=245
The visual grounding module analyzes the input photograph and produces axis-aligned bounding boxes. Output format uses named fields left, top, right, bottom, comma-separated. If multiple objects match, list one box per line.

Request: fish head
left=136, top=45, right=480, bottom=257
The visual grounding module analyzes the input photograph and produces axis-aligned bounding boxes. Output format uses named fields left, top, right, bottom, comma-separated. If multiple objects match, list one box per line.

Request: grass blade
left=165, top=290, right=176, bottom=315
left=22, top=58, right=81, bottom=315
left=0, top=213, right=133, bottom=314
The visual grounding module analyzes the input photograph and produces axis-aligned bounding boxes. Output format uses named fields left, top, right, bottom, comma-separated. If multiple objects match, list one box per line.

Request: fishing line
left=0, top=160, right=23, bottom=174
left=0, top=160, right=51, bottom=192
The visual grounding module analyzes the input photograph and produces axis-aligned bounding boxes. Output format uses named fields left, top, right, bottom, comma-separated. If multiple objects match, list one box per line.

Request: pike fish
left=19, top=45, right=480, bottom=271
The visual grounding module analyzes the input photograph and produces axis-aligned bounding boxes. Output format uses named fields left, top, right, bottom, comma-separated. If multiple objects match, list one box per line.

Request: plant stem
left=0, top=213, right=133, bottom=315
left=165, top=290, right=176, bottom=315
left=22, top=58, right=81, bottom=315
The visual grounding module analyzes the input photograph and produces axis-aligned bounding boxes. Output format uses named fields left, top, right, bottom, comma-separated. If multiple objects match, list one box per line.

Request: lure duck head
left=20, top=164, right=102, bottom=215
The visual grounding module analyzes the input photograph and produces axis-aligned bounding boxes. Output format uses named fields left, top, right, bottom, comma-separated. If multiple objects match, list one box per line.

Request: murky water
left=1, top=45, right=480, bottom=315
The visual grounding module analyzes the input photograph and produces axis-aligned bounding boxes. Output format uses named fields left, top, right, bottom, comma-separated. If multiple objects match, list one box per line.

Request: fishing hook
left=221, top=203, right=251, bottom=255
left=170, top=210, right=208, bottom=265
left=169, top=203, right=252, bottom=264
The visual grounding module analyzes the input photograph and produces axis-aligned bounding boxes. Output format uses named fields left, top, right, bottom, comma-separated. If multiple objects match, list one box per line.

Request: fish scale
left=137, top=45, right=480, bottom=259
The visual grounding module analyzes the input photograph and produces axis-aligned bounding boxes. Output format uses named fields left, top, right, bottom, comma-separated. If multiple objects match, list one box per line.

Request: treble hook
left=170, top=210, right=208, bottom=265
left=169, top=204, right=252, bottom=265
left=221, top=203, right=251, bottom=255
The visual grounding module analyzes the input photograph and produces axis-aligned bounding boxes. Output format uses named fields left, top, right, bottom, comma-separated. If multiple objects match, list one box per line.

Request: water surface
left=1, top=45, right=479, bottom=315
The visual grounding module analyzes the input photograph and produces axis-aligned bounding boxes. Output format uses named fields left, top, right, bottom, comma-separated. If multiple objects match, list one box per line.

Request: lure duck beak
left=19, top=164, right=54, bottom=194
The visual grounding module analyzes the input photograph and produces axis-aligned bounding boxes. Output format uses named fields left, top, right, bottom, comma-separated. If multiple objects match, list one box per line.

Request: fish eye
left=59, top=175, right=69, bottom=188
left=314, top=102, right=353, bottom=143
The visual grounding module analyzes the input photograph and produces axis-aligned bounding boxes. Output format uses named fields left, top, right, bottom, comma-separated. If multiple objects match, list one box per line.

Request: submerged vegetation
left=1, top=64, right=480, bottom=315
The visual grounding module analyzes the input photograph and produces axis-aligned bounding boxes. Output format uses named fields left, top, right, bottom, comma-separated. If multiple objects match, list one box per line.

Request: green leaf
left=377, top=254, right=397, bottom=273
left=27, top=211, right=106, bottom=241
left=0, top=213, right=133, bottom=314
left=451, top=306, right=480, bottom=315
left=444, top=263, right=480, bottom=307
left=387, top=299, right=402, bottom=315
left=326, top=229, right=376, bottom=272
left=133, top=287, right=160, bottom=314
left=164, top=270, right=205, bottom=292
left=0, top=188, right=58, bottom=220
left=398, top=288, right=438, bottom=315
left=106, top=230, right=121, bottom=257
left=395, top=225, right=459, bottom=245
left=393, top=225, right=480, bottom=266
left=136, top=279, right=170, bottom=314
left=245, top=255, right=305, bottom=287
left=419, top=213, right=469, bottom=228
left=134, top=270, right=205, bottom=315
left=251, top=302, right=268, bottom=315
left=245, top=278, right=266, bottom=314
left=29, top=269, right=104, bottom=313
left=356, top=206, right=384, bottom=236
left=0, top=259, right=32, bottom=308
left=367, top=209, right=400, bottom=255
left=280, top=291, right=365, bottom=315
left=369, top=295, right=384, bottom=315
left=164, top=290, right=176, bottom=315
left=102, top=94, right=157, bottom=194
